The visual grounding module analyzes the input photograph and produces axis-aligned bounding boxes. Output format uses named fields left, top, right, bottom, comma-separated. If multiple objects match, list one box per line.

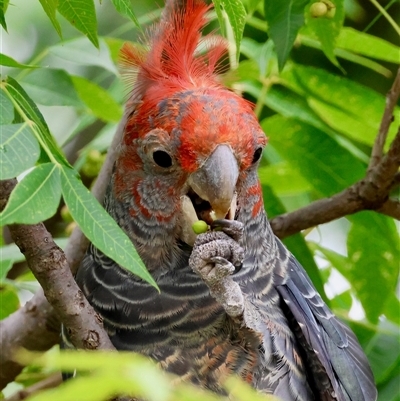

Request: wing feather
left=274, top=239, right=377, bottom=401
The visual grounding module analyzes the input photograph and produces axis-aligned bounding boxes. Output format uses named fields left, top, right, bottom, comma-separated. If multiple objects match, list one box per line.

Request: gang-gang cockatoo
left=73, top=1, right=377, bottom=400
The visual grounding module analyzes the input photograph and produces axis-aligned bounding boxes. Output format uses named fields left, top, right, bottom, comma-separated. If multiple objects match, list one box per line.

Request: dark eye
left=153, top=150, right=173, bottom=168
left=252, top=147, right=263, bottom=164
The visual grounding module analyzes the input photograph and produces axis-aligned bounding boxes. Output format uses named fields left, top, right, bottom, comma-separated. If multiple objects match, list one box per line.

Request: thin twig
left=377, top=199, right=400, bottom=220
left=368, top=67, right=400, bottom=170
left=368, top=0, right=400, bottom=36
left=4, top=373, right=62, bottom=401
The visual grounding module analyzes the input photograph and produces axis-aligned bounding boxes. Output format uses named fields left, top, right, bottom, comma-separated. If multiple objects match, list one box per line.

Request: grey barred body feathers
left=70, top=1, right=377, bottom=400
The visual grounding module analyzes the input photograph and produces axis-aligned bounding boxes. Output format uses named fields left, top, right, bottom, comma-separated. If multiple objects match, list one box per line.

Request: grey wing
left=274, top=239, right=377, bottom=401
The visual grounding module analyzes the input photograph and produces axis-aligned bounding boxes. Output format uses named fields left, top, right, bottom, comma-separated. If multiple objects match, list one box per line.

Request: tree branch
left=377, top=198, right=400, bottom=220
left=369, top=67, right=400, bottom=170
left=0, top=180, right=60, bottom=390
left=0, top=178, right=116, bottom=390
left=270, top=73, right=400, bottom=238
left=0, top=117, right=127, bottom=388
left=8, top=220, right=115, bottom=351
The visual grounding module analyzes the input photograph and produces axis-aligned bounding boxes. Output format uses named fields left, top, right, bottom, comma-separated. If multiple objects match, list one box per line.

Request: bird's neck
left=105, top=182, right=185, bottom=274
left=237, top=175, right=279, bottom=270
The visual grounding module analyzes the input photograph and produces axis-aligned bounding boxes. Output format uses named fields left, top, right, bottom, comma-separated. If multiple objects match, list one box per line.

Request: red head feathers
left=119, top=0, right=266, bottom=173
left=120, top=0, right=227, bottom=102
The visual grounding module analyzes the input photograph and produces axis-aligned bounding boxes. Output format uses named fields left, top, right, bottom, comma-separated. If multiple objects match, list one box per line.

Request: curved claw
left=210, top=219, right=243, bottom=242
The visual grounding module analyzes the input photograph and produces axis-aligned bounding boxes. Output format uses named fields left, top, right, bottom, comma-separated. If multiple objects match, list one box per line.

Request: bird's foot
left=189, top=220, right=245, bottom=317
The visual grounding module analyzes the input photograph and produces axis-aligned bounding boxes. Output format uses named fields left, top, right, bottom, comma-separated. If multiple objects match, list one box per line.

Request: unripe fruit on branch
left=309, top=0, right=336, bottom=19
left=325, top=6, right=336, bottom=18
left=81, top=149, right=106, bottom=178
left=61, top=205, right=73, bottom=223
left=310, top=2, right=328, bottom=18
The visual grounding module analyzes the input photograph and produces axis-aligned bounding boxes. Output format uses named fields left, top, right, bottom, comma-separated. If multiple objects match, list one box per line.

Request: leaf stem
left=16, top=49, right=49, bottom=81
left=254, top=82, right=268, bottom=119
left=224, top=11, right=237, bottom=70
left=368, top=0, right=400, bottom=36
left=1, top=84, right=59, bottom=165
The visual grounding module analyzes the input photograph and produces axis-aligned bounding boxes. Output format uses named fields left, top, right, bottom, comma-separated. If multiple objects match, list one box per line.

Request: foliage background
left=0, top=0, right=399, bottom=400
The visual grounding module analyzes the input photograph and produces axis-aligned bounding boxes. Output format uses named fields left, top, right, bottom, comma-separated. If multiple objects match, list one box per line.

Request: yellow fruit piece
left=310, top=2, right=328, bottom=18
left=192, top=220, right=208, bottom=234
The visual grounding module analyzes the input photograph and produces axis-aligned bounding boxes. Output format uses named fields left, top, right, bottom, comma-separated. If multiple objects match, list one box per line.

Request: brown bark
left=0, top=114, right=128, bottom=389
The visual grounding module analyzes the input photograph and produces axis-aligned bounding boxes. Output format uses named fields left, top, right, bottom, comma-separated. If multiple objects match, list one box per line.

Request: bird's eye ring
left=252, top=147, right=263, bottom=164
left=153, top=150, right=173, bottom=168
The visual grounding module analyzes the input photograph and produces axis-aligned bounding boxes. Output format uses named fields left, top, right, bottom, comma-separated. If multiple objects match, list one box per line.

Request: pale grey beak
left=188, top=144, right=239, bottom=220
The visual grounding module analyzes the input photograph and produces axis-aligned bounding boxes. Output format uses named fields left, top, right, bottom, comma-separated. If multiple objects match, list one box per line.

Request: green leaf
left=311, top=243, right=352, bottom=280
left=239, top=38, right=275, bottom=78
left=0, top=123, right=40, bottom=179
left=221, top=0, right=247, bottom=56
left=2, top=76, right=71, bottom=167
left=0, top=89, right=14, bottom=124
left=383, top=292, right=400, bottom=326
left=365, top=322, right=400, bottom=385
left=243, top=0, right=262, bottom=14
left=281, top=65, right=399, bottom=147
left=0, top=259, right=13, bottom=281
left=0, top=163, right=61, bottom=225
left=330, top=289, right=353, bottom=313
left=71, top=75, right=122, bottom=122
left=0, top=0, right=9, bottom=31
left=261, top=116, right=366, bottom=196
left=18, top=351, right=170, bottom=401
left=0, top=285, right=20, bottom=319
left=0, top=238, right=68, bottom=280
left=212, top=0, right=226, bottom=36
left=337, top=27, right=400, bottom=64
left=49, top=38, right=117, bottom=74
left=74, top=123, right=117, bottom=170
left=60, top=166, right=156, bottom=287
left=38, top=0, right=62, bottom=37
left=264, top=0, right=309, bottom=70
left=104, top=37, right=128, bottom=63
left=262, top=184, right=327, bottom=301
left=110, top=0, right=140, bottom=28
left=298, top=34, right=392, bottom=77
left=21, top=69, right=83, bottom=107
left=57, top=0, right=99, bottom=48
left=347, top=213, right=399, bottom=324
left=19, top=349, right=271, bottom=401
left=0, top=53, right=38, bottom=69
left=264, top=84, right=335, bottom=133
left=308, top=97, right=380, bottom=146
left=258, top=161, right=311, bottom=195
left=377, top=363, right=400, bottom=401
left=304, top=0, right=345, bottom=68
